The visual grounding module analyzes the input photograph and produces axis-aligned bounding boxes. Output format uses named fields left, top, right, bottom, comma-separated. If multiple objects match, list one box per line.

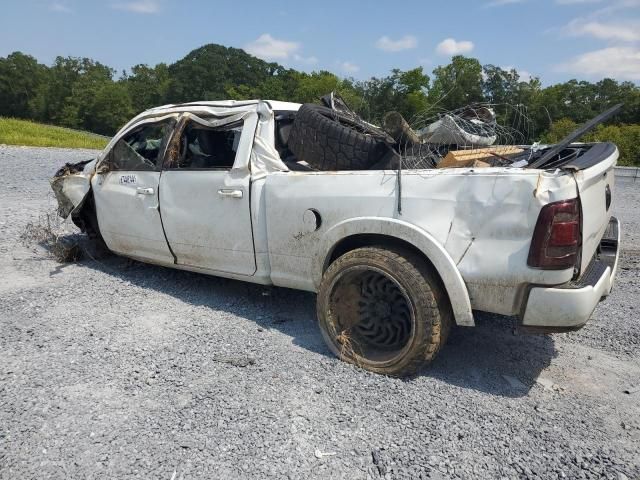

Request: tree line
left=1, top=44, right=639, bottom=165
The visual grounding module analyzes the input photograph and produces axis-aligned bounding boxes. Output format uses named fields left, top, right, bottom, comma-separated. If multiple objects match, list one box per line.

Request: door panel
left=159, top=170, right=256, bottom=275
left=92, top=118, right=176, bottom=264
left=157, top=115, right=256, bottom=276
left=93, top=171, right=174, bottom=263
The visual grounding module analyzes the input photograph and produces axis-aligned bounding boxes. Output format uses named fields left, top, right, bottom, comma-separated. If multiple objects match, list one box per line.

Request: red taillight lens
left=528, top=199, right=581, bottom=270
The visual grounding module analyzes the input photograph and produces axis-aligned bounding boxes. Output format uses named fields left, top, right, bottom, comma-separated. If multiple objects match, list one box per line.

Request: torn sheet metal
left=251, top=101, right=289, bottom=179
left=251, top=135, right=289, bottom=179
left=50, top=158, right=96, bottom=217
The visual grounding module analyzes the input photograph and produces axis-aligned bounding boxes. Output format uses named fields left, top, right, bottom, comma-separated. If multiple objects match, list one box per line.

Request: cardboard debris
left=437, top=146, right=524, bottom=169
left=440, top=159, right=491, bottom=169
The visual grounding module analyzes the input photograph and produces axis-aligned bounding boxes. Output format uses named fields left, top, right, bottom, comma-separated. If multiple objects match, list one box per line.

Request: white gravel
left=1, top=146, right=639, bottom=479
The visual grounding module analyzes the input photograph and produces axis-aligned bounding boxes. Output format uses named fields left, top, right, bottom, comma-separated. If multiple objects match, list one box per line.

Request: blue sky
left=2, top=0, right=640, bottom=85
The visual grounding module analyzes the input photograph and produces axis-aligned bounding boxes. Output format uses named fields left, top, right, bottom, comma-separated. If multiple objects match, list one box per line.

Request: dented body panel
left=52, top=100, right=620, bottom=331
left=263, top=168, right=578, bottom=320
left=51, top=158, right=96, bottom=218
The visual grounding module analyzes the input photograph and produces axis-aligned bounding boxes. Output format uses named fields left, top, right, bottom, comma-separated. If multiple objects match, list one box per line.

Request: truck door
left=92, top=118, right=176, bottom=264
left=158, top=116, right=257, bottom=276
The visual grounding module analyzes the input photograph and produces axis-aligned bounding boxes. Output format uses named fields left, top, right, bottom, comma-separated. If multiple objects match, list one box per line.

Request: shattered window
left=108, top=120, right=174, bottom=171
left=172, top=122, right=242, bottom=170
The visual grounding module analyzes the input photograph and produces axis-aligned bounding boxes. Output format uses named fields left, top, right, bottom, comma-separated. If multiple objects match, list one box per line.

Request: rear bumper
left=521, top=217, right=620, bottom=330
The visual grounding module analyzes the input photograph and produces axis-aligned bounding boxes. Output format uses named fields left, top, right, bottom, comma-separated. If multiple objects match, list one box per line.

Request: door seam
left=157, top=173, right=178, bottom=264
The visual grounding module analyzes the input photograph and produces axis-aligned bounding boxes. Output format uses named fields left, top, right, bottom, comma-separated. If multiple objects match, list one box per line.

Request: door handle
left=218, top=189, right=243, bottom=198
left=136, top=187, right=154, bottom=195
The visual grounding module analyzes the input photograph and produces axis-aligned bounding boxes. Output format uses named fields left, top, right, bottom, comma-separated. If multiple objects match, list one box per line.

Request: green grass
left=0, top=117, right=109, bottom=149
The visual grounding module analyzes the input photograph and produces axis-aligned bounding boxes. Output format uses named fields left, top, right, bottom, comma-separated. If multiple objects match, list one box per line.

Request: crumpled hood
left=51, top=158, right=97, bottom=218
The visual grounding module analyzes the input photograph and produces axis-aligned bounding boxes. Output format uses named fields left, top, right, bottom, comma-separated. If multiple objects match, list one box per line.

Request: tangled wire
left=398, top=103, right=536, bottom=169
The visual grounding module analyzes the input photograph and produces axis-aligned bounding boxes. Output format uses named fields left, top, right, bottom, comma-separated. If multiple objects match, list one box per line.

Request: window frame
left=103, top=117, right=177, bottom=173
left=163, top=117, right=246, bottom=172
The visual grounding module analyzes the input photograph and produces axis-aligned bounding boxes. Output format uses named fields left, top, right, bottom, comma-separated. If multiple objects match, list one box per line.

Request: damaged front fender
left=50, top=158, right=97, bottom=218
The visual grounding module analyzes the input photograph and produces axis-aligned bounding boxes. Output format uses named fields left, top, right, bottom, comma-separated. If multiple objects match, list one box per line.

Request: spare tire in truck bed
left=287, top=103, right=392, bottom=170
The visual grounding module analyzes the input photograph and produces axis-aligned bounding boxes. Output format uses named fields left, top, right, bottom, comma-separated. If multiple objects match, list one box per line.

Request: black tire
left=72, top=193, right=110, bottom=257
left=316, top=246, right=452, bottom=377
left=287, top=104, right=391, bottom=170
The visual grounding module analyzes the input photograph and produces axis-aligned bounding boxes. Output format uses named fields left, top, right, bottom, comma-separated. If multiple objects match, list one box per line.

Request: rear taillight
left=528, top=198, right=581, bottom=270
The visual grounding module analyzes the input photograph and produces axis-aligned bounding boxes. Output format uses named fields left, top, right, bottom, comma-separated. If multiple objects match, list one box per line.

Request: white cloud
left=111, top=0, right=160, bottom=14
left=518, top=70, right=533, bottom=82
left=557, top=46, right=640, bottom=80
left=293, top=54, right=318, bottom=65
left=485, top=0, right=525, bottom=7
left=589, top=0, right=640, bottom=17
left=566, top=19, right=640, bottom=42
left=244, top=34, right=300, bottom=61
left=50, top=2, right=72, bottom=12
left=436, top=38, right=475, bottom=56
left=341, top=61, right=360, bottom=74
left=375, top=35, right=418, bottom=52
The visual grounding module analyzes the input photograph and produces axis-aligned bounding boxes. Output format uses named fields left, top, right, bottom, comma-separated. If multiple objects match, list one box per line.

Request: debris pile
left=284, top=94, right=536, bottom=171
left=21, top=212, right=82, bottom=263
left=418, top=105, right=499, bottom=146
left=392, top=103, right=535, bottom=169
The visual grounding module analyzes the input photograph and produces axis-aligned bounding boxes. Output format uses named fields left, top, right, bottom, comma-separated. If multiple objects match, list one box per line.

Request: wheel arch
left=313, top=217, right=475, bottom=327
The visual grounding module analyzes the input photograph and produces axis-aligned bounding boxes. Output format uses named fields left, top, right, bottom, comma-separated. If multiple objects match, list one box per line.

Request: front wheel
left=316, top=246, right=452, bottom=377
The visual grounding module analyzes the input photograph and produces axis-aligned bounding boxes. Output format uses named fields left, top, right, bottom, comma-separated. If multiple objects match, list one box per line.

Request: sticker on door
left=119, top=174, right=137, bottom=185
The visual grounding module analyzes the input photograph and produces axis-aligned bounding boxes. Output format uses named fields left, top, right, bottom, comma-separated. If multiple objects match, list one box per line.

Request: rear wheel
left=316, top=246, right=451, bottom=377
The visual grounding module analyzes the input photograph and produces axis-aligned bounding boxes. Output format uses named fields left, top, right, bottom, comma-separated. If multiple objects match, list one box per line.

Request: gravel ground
left=1, top=145, right=639, bottom=480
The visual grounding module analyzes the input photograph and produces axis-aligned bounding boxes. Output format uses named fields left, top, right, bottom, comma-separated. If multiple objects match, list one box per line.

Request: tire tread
left=288, top=104, right=388, bottom=170
left=317, top=246, right=452, bottom=377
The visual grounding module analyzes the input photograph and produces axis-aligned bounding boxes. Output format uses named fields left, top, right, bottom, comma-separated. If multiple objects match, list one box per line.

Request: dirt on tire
left=316, top=246, right=452, bottom=377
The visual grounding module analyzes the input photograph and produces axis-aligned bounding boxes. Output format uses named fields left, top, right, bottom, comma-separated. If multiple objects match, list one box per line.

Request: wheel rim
left=325, top=266, right=415, bottom=366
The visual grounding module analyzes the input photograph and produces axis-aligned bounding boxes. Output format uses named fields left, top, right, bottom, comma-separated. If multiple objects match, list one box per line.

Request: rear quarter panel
left=264, top=168, right=578, bottom=316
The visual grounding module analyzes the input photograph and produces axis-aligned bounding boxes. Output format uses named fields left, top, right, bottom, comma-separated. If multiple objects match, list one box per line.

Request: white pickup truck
left=52, top=99, right=621, bottom=377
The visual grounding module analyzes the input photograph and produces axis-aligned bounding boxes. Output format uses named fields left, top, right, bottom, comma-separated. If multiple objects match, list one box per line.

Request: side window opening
left=173, top=121, right=243, bottom=170
left=275, top=112, right=296, bottom=162
left=108, top=120, right=174, bottom=171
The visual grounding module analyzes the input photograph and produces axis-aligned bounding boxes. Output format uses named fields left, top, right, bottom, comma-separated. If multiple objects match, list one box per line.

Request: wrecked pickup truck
left=51, top=99, right=621, bottom=377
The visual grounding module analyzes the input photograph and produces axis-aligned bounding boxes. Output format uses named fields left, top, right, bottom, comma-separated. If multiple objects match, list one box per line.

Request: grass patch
left=0, top=117, right=109, bottom=149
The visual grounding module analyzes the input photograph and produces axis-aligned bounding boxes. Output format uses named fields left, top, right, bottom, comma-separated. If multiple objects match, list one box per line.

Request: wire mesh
left=398, top=103, right=537, bottom=169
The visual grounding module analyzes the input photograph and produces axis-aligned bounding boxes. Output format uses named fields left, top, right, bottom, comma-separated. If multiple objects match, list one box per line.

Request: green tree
left=57, top=60, right=117, bottom=130
left=355, top=67, right=429, bottom=123
left=293, top=71, right=343, bottom=103
left=483, top=65, right=521, bottom=105
left=1, top=44, right=639, bottom=165
left=541, top=118, right=578, bottom=143
left=31, top=56, right=114, bottom=125
left=85, top=82, right=133, bottom=135
left=429, top=56, right=484, bottom=111
left=125, top=63, right=171, bottom=113
left=166, top=44, right=280, bottom=102
left=586, top=124, right=640, bottom=167
left=0, top=52, right=46, bottom=118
